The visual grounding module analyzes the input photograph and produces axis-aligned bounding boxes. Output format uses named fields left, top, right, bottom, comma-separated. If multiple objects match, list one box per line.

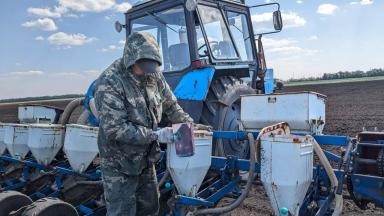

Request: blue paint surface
left=84, top=80, right=99, bottom=126
left=264, top=68, right=274, bottom=94
left=174, top=67, right=215, bottom=101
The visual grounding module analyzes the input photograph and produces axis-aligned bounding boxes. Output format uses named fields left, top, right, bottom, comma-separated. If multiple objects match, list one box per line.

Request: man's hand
left=193, top=123, right=213, bottom=131
left=154, top=127, right=174, bottom=144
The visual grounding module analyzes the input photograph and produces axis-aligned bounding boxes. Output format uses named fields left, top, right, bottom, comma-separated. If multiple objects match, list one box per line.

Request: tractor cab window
left=197, top=5, right=239, bottom=60
left=131, top=6, right=191, bottom=72
left=195, top=24, right=209, bottom=59
left=226, top=11, right=253, bottom=62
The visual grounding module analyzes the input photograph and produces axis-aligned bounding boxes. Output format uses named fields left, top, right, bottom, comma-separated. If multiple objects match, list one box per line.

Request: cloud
left=27, top=6, right=67, bottom=18
left=269, top=46, right=318, bottom=55
left=252, top=12, right=306, bottom=30
left=58, top=0, right=116, bottom=12
left=35, top=36, right=45, bottom=41
left=263, top=38, right=297, bottom=48
left=98, top=45, right=119, bottom=52
left=308, top=35, right=318, bottom=40
left=22, top=18, right=58, bottom=31
left=47, top=32, right=95, bottom=47
left=65, top=13, right=81, bottom=18
left=262, top=37, right=319, bottom=56
left=26, top=0, right=132, bottom=24
left=9, top=70, right=44, bottom=76
left=282, top=12, right=307, bottom=28
left=350, top=0, right=373, bottom=5
left=114, top=2, right=132, bottom=13
left=98, top=40, right=125, bottom=52
left=317, top=4, right=338, bottom=15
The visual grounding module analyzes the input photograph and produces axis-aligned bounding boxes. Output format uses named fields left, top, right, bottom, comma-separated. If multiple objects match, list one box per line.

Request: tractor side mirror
left=273, top=10, right=283, bottom=31
left=115, top=21, right=124, bottom=33
left=249, top=3, right=283, bottom=35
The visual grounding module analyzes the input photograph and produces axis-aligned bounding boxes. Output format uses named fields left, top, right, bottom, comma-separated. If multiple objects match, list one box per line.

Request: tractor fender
left=173, top=67, right=215, bottom=122
left=173, top=67, right=215, bottom=101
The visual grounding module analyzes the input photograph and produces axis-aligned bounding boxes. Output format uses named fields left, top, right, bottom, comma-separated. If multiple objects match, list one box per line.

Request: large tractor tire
left=0, top=191, right=32, bottom=215
left=201, top=76, right=255, bottom=158
left=21, top=197, right=78, bottom=216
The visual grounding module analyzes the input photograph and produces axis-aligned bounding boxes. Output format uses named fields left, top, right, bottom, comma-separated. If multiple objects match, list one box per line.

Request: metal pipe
left=59, top=98, right=84, bottom=125
left=193, top=133, right=256, bottom=215
left=311, top=137, right=343, bottom=216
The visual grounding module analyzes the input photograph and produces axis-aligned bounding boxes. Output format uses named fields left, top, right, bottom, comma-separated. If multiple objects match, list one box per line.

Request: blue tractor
left=114, top=0, right=283, bottom=158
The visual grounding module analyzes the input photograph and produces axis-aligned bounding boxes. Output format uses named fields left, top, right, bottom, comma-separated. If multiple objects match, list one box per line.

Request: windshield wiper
left=146, top=12, right=178, bottom=33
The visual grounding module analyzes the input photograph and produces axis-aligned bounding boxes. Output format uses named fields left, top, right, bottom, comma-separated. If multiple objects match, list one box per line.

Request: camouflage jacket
left=95, top=58, right=193, bottom=175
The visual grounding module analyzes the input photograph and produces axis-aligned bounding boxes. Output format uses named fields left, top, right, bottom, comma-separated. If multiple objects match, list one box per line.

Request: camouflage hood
left=123, top=32, right=162, bottom=69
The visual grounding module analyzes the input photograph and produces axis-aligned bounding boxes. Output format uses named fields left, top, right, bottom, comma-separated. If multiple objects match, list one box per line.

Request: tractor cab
left=115, top=0, right=283, bottom=157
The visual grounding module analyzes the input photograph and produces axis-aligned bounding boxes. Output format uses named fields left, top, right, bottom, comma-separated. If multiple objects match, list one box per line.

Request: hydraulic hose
left=77, top=110, right=90, bottom=125
left=311, top=137, right=343, bottom=216
left=59, top=98, right=84, bottom=125
left=194, top=133, right=256, bottom=215
left=89, top=98, right=99, bottom=119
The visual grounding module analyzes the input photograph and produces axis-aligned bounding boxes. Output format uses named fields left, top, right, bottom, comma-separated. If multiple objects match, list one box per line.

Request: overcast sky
left=0, top=0, right=383, bottom=99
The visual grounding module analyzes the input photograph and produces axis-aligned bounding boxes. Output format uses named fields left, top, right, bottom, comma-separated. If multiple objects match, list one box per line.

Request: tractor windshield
left=197, top=5, right=239, bottom=60
left=131, top=5, right=191, bottom=72
left=226, top=11, right=253, bottom=62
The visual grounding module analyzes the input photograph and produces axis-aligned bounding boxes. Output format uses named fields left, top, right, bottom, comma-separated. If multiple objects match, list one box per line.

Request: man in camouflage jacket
left=95, top=32, right=193, bottom=216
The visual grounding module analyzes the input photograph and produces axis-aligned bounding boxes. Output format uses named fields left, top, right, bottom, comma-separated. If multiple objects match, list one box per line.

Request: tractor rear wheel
left=0, top=191, right=32, bottom=215
left=201, top=76, right=255, bottom=158
left=21, top=197, right=78, bottom=216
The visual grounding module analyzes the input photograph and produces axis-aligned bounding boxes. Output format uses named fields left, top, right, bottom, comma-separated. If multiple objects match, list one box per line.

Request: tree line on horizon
left=287, top=68, right=384, bottom=83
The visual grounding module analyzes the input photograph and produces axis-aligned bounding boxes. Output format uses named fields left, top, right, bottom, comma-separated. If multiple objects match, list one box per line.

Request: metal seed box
left=240, top=92, right=326, bottom=134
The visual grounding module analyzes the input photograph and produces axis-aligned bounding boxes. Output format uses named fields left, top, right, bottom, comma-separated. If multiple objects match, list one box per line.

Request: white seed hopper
left=64, top=124, right=99, bottom=173
left=0, top=124, right=7, bottom=155
left=28, top=124, right=65, bottom=165
left=18, top=105, right=60, bottom=124
left=167, top=129, right=212, bottom=197
left=3, top=124, right=30, bottom=159
left=241, top=92, right=326, bottom=134
left=260, top=135, right=313, bottom=216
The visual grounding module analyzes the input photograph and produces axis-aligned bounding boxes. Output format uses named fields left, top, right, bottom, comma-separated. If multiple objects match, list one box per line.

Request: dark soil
left=285, top=80, right=384, bottom=136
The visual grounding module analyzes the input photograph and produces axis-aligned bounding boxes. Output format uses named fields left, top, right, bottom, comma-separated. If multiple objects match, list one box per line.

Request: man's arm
left=96, top=77, right=153, bottom=145
left=160, top=74, right=194, bottom=124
